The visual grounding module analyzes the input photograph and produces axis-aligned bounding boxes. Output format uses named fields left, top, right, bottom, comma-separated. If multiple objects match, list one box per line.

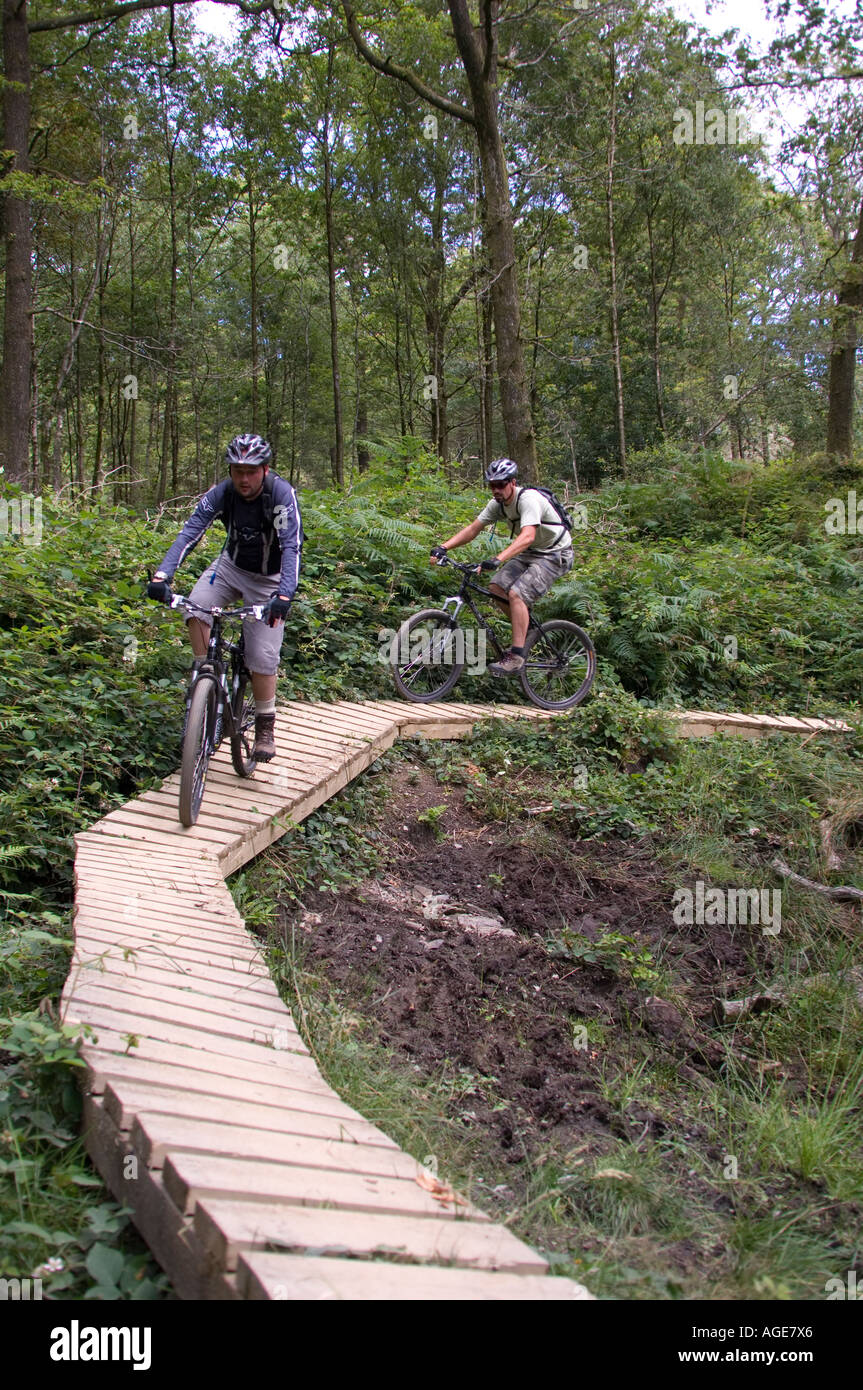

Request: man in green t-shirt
left=430, top=457, right=573, bottom=676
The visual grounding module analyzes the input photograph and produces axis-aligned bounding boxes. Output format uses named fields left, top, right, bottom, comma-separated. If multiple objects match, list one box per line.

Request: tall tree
left=341, top=0, right=539, bottom=483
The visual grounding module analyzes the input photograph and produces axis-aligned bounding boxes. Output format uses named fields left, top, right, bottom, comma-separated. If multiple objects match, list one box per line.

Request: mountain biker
left=146, top=433, right=302, bottom=762
left=430, top=457, right=574, bottom=676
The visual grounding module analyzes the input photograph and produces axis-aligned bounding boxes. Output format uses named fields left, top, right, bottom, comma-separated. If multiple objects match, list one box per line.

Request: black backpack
left=502, top=486, right=573, bottom=539
left=222, top=472, right=304, bottom=547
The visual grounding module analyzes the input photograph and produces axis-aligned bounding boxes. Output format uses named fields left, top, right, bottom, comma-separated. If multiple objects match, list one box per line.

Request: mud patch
left=281, top=761, right=766, bottom=1165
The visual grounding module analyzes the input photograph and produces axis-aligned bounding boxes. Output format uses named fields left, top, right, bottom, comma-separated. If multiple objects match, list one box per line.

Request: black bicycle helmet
left=485, top=456, right=518, bottom=483
left=225, top=433, right=273, bottom=469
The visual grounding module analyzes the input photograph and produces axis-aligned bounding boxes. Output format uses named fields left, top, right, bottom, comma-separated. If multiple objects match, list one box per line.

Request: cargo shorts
left=494, top=547, right=573, bottom=605
left=186, top=553, right=285, bottom=676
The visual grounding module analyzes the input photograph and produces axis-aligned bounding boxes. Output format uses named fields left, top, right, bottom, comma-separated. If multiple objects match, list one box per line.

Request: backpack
left=502, top=486, right=573, bottom=540
left=221, top=472, right=304, bottom=547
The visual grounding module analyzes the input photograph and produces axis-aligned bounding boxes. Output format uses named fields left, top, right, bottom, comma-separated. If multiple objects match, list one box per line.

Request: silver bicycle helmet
left=484, top=457, right=518, bottom=483
left=225, top=433, right=273, bottom=468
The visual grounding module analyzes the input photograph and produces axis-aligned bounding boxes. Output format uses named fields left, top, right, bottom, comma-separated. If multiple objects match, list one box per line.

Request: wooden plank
left=321, top=701, right=402, bottom=730
left=130, top=1112, right=423, bottom=1181
left=125, top=794, right=261, bottom=834
left=84, top=1051, right=371, bottom=1121
left=74, top=878, right=233, bottom=911
left=81, top=1096, right=236, bottom=1301
left=63, top=998, right=319, bottom=1074
left=194, top=769, right=314, bottom=804
left=400, top=720, right=476, bottom=740
left=142, top=778, right=309, bottom=811
left=365, top=699, right=466, bottom=721
left=70, top=922, right=272, bottom=975
left=102, top=1081, right=398, bottom=1149
left=162, top=1151, right=488, bottom=1222
left=74, top=889, right=244, bottom=931
left=237, top=1252, right=591, bottom=1301
left=70, top=951, right=284, bottom=1006
left=74, top=856, right=219, bottom=885
left=75, top=830, right=211, bottom=862
left=68, top=972, right=299, bottom=1038
left=81, top=822, right=231, bottom=852
left=74, top=904, right=250, bottom=949
left=275, top=708, right=394, bottom=743
left=72, top=921, right=268, bottom=970
left=74, top=1022, right=333, bottom=1097
left=273, top=717, right=377, bottom=750
left=194, top=1198, right=546, bottom=1275
left=99, top=808, right=237, bottom=847
left=274, top=706, right=387, bottom=739
left=73, top=896, right=247, bottom=936
left=74, top=881, right=242, bottom=919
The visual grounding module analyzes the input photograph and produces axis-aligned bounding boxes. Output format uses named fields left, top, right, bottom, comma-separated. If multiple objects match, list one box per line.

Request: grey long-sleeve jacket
left=157, top=474, right=302, bottom=598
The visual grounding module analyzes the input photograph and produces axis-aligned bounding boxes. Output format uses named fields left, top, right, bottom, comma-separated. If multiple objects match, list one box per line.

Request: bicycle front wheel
left=230, top=668, right=258, bottom=778
left=179, top=677, right=218, bottom=825
left=389, top=610, right=465, bottom=703
left=519, top=620, right=596, bottom=711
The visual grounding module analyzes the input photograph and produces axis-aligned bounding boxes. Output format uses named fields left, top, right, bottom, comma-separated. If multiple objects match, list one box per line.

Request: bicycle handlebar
left=433, top=555, right=487, bottom=575
left=168, top=593, right=266, bottom=621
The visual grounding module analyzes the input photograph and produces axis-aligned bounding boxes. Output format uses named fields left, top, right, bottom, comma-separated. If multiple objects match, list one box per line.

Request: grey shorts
left=186, top=553, right=285, bottom=676
left=494, top=547, right=573, bottom=605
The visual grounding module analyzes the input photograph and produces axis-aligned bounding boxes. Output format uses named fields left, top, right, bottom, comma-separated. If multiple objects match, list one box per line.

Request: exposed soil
left=282, top=761, right=775, bottom=1170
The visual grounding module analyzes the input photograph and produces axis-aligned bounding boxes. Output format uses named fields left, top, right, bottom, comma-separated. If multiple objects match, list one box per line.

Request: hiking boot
left=489, top=650, right=525, bottom=677
left=253, top=712, right=277, bottom=762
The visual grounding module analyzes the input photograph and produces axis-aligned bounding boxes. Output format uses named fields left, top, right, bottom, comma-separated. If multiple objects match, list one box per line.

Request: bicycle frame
left=438, top=566, right=542, bottom=657
left=172, top=596, right=263, bottom=752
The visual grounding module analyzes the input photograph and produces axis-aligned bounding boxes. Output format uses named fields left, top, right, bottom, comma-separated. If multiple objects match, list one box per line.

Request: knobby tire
left=179, top=677, right=218, bottom=826
left=390, top=609, right=465, bottom=703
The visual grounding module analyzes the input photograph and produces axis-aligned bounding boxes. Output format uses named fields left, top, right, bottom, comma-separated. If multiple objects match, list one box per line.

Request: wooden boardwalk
left=62, top=699, right=849, bottom=1300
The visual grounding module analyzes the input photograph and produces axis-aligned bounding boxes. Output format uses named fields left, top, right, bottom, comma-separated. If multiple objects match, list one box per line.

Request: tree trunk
left=826, top=192, right=863, bottom=460
left=128, top=199, right=137, bottom=497
left=425, top=159, right=445, bottom=456
left=644, top=202, right=666, bottom=434
left=1, top=0, right=32, bottom=481
left=322, top=41, right=344, bottom=487
left=605, top=40, right=626, bottom=476
left=248, top=177, right=259, bottom=432
left=449, top=0, right=537, bottom=483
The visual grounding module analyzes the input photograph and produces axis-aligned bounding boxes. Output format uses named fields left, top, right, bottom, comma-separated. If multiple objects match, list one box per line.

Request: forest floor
left=245, top=737, right=863, bottom=1302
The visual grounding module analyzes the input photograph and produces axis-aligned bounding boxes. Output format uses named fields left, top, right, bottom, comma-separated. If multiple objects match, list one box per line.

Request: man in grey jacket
left=147, top=434, right=302, bottom=761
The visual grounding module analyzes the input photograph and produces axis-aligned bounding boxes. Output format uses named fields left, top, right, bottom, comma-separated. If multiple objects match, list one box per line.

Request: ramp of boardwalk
left=63, top=699, right=849, bottom=1300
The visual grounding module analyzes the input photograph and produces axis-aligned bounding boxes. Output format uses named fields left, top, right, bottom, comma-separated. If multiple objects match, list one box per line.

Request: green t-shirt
left=476, top=488, right=572, bottom=557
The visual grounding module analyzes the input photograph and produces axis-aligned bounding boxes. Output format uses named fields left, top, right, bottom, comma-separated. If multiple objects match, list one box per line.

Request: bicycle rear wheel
left=179, top=677, right=218, bottom=825
left=519, top=619, right=596, bottom=710
left=230, top=668, right=258, bottom=777
left=389, top=610, right=465, bottom=703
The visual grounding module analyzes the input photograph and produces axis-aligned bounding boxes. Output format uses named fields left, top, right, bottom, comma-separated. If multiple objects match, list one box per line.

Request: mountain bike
left=168, top=595, right=263, bottom=826
left=389, top=556, right=596, bottom=711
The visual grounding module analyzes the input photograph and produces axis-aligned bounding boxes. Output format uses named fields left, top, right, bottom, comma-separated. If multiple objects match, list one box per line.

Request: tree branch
left=28, top=0, right=272, bottom=35
left=772, top=857, right=863, bottom=905
left=339, top=1, right=475, bottom=127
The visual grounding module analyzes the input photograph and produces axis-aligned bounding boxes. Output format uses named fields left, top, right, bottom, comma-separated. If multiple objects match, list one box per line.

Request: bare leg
left=251, top=672, right=277, bottom=702
left=187, top=617, right=210, bottom=658
left=489, top=583, right=529, bottom=648
left=488, top=584, right=512, bottom=617
left=509, top=591, right=530, bottom=648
